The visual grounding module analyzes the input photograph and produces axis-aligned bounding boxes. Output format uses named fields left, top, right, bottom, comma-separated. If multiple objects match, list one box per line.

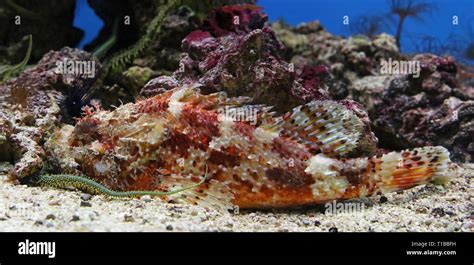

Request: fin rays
left=277, top=101, right=364, bottom=156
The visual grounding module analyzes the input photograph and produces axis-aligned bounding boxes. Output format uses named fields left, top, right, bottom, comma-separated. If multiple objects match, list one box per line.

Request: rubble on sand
left=0, top=48, right=101, bottom=180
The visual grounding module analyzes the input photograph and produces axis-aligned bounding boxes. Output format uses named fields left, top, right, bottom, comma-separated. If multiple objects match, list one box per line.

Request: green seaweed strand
left=0, top=35, right=33, bottom=82
left=93, top=19, right=119, bottom=58
left=81, top=0, right=180, bottom=102
left=107, top=0, right=180, bottom=74
left=38, top=167, right=208, bottom=198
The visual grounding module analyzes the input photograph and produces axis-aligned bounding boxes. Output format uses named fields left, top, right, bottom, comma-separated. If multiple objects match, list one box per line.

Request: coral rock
left=1, top=48, right=101, bottom=180
left=373, top=54, right=473, bottom=162
left=202, top=4, right=268, bottom=37
left=272, top=21, right=400, bottom=99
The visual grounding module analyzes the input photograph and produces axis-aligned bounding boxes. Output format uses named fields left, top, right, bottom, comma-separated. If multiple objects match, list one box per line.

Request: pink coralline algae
left=373, top=54, right=474, bottom=162
left=140, top=5, right=331, bottom=113
left=203, top=4, right=267, bottom=37
left=294, top=65, right=331, bottom=103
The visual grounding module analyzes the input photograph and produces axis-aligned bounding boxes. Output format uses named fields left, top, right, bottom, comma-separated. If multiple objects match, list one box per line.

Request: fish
left=44, top=84, right=452, bottom=210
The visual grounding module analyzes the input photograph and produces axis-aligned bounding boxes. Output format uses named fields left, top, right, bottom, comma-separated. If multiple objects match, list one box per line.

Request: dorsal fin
left=178, top=87, right=277, bottom=125
left=166, top=85, right=254, bottom=110
left=261, top=100, right=364, bottom=157
left=171, top=87, right=363, bottom=156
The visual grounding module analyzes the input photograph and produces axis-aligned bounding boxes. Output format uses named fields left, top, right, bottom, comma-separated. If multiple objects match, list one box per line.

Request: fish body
left=46, top=85, right=451, bottom=209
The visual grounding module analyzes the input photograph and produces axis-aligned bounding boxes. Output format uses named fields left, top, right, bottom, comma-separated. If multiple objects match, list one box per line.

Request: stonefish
left=44, top=85, right=451, bottom=210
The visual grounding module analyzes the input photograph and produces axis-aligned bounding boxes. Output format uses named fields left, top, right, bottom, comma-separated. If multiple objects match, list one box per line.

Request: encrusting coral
left=1, top=48, right=101, bottom=180
left=372, top=54, right=474, bottom=162
left=272, top=21, right=401, bottom=100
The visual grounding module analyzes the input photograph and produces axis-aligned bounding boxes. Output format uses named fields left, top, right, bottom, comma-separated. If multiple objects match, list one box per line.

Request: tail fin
left=370, top=146, right=451, bottom=194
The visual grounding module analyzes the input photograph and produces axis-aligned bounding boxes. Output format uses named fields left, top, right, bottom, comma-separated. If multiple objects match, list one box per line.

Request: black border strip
left=0, top=232, right=472, bottom=261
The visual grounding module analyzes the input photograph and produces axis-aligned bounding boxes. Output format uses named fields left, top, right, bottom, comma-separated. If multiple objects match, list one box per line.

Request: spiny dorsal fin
left=171, top=86, right=277, bottom=125
left=262, top=100, right=364, bottom=157
left=171, top=87, right=363, bottom=156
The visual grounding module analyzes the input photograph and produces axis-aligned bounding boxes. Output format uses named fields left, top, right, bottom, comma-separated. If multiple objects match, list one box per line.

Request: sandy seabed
left=0, top=163, right=472, bottom=232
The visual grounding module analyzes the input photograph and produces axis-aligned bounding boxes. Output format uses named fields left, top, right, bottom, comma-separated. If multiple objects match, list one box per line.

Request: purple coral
left=202, top=4, right=268, bottom=37
left=292, top=65, right=331, bottom=102
left=374, top=54, right=474, bottom=162
left=142, top=5, right=330, bottom=111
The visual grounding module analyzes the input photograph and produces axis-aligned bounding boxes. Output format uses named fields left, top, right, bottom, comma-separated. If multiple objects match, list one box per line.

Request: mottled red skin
left=62, top=87, right=450, bottom=209
left=69, top=90, right=322, bottom=207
